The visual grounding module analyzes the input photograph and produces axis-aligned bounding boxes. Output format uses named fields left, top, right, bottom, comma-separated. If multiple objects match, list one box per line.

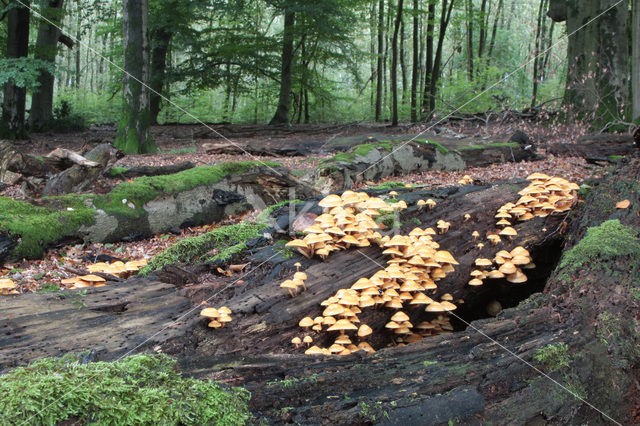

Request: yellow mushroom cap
left=390, top=311, right=410, bottom=322
left=498, top=262, right=517, bottom=275
left=499, top=227, right=518, bottom=237
left=357, top=324, right=373, bottom=337
left=303, top=336, right=314, bottom=344
left=468, top=278, right=484, bottom=286
left=291, top=337, right=302, bottom=345
left=507, top=270, right=528, bottom=283
left=299, top=317, right=315, bottom=328
left=425, top=302, right=446, bottom=312
left=200, top=307, right=220, bottom=318
left=327, top=319, right=358, bottom=331
left=305, top=345, right=325, bottom=355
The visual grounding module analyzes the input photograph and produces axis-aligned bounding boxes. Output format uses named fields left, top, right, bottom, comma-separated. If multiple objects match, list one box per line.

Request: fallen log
left=107, top=161, right=195, bottom=178
left=170, top=157, right=639, bottom=424
left=314, top=139, right=541, bottom=192
left=0, top=162, right=318, bottom=263
left=549, top=133, right=636, bottom=163
left=202, top=142, right=309, bottom=157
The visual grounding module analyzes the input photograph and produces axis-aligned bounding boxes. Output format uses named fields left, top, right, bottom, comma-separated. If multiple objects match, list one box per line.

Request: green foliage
left=557, top=220, right=640, bottom=284
left=0, top=195, right=95, bottom=259
left=0, top=353, right=250, bottom=425
left=324, top=141, right=397, bottom=164
left=165, top=147, right=198, bottom=155
left=48, top=100, right=88, bottom=132
left=607, top=155, right=624, bottom=163
left=359, top=401, right=390, bottom=422
left=534, top=343, right=570, bottom=371
left=108, top=166, right=130, bottom=177
left=140, top=222, right=268, bottom=274
left=0, top=58, right=56, bottom=90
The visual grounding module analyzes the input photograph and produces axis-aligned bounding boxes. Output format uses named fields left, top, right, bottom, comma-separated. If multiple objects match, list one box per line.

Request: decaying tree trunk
left=107, top=161, right=195, bottom=178
left=42, top=144, right=115, bottom=195
left=549, top=133, right=637, bottom=163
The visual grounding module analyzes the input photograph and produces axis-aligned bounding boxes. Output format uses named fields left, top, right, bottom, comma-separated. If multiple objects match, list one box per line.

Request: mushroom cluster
left=494, top=173, right=579, bottom=229
left=0, top=278, right=18, bottom=295
left=61, top=274, right=107, bottom=289
left=200, top=306, right=232, bottom=329
left=86, top=259, right=148, bottom=277
left=417, top=199, right=437, bottom=210
left=280, top=263, right=308, bottom=297
left=290, top=204, right=460, bottom=355
left=458, top=175, right=474, bottom=185
left=285, top=192, right=407, bottom=260
left=469, top=246, right=533, bottom=285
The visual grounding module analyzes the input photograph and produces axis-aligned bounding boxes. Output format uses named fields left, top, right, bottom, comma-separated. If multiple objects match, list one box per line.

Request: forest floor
left=0, top=121, right=602, bottom=294
left=2, top=120, right=629, bottom=424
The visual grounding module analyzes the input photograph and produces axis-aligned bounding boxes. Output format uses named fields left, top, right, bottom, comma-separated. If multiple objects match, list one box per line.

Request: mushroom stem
left=288, top=289, right=295, bottom=298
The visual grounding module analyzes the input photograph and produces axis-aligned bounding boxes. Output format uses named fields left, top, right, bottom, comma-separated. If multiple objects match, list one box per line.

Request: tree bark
left=269, top=8, right=295, bottom=126
left=633, top=0, right=640, bottom=121
left=115, top=0, right=157, bottom=154
left=0, top=0, right=30, bottom=140
left=487, top=0, right=503, bottom=60
left=410, top=0, right=419, bottom=122
left=149, top=27, right=172, bottom=125
left=391, top=0, right=404, bottom=127
left=29, top=0, right=66, bottom=132
left=426, top=0, right=455, bottom=116
left=531, top=0, right=545, bottom=108
left=464, top=0, right=474, bottom=81
left=549, top=0, right=630, bottom=125
left=375, top=0, right=385, bottom=122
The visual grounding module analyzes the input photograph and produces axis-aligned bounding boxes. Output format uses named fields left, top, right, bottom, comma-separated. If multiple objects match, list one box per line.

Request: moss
left=140, top=221, right=268, bottom=274
left=534, top=343, right=570, bottom=371
left=108, top=166, right=129, bottom=177
left=414, top=139, right=449, bottom=155
left=0, top=195, right=96, bottom=259
left=323, top=141, right=398, bottom=164
left=457, top=142, right=519, bottom=151
left=369, top=181, right=406, bottom=190
left=607, top=155, right=624, bottom=162
left=0, top=353, right=250, bottom=425
left=556, top=220, right=640, bottom=284
left=94, top=161, right=278, bottom=220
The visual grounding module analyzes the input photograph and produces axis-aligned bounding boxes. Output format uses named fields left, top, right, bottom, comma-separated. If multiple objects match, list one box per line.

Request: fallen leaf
left=229, top=263, right=248, bottom=273
left=616, top=199, right=630, bottom=209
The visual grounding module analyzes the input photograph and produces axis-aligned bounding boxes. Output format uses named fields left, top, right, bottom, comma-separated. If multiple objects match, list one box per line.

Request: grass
left=140, top=221, right=268, bottom=274
left=0, top=353, right=250, bottom=425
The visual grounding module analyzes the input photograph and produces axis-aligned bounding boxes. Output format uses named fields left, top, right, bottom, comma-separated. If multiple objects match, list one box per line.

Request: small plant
left=534, top=343, right=570, bottom=371
left=360, top=401, right=389, bottom=422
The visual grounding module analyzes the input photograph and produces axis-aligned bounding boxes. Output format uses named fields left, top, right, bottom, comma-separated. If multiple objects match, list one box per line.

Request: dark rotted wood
left=0, top=232, right=16, bottom=266
left=0, top=278, right=194, bottom=369
left=108, top=161, right=195, bottom=178
left=173, top=159, right=639, bottom=425
left=1, top=141, right=68, bottom=178
left=42, top=143, right=115, bottom=196
left=549, top=133, right=636, bottom=163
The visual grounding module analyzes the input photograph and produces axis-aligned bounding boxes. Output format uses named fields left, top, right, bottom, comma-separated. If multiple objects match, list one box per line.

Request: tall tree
left=548, top=0, right=629, bottom=125
left=269, top=4, right=295, bottom=125
left=30, top=0, right=70, bottom=131
left=633, top=0, right=640, bottom=121
left=115, top=0, right=157, bottom=154
left=410, top=0, right=419, bottom=122
left=375, top=0, right=385, bottom=121
left=531, top=0, right=546, bottom=108
left=391, top=0, right=404, bottom=126
left=1, top=0, right=30, bottom=139
left=464, top=0, right=474, bottom=81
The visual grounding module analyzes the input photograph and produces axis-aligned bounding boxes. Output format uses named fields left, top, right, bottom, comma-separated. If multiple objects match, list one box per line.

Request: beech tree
left=115, top=0, right=157, bottom=154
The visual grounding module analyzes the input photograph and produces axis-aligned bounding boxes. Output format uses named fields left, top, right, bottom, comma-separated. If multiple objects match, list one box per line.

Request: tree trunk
left=410, top=0, right=419, bottom=122
left=421, top=0, right=436, bottom=118
left=487, top=0, right=503, bottom=60
left=29, top=0, right=67, bottom=132
left=427, top=0, right=455, bottom=115
left=0, top=0, right=30, bottom=140
left=531, top=0, right=545, bottom=108
left=391, top=0, right=404, bottom=127
left=477, top=0, right=488, bottom=60
left=269, top=8, right=295, bottom=126
left=375, top=0, right=385, bottom=122
left=399, top=17, right=408, bottom=105
left=633, top=0, right=640, bottom=121
left=149, top=28, right=172, bottom=125
left=465, top=0, right=474, bottom=81
left=549, top=0, right=630, bottom=125
left=115, top=0, right=157, bottom=154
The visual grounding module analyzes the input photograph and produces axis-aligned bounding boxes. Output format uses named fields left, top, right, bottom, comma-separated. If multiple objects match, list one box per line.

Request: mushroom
left=464, top=214, right=471, bottom=222
left=303, top=336, right=314, bottom=346
left=299, top=317, right=315, bottom=329
left=426, top=199, right=437, bottom=210
left=357, top=324, right=373, bottom=338
left=305, top=345, right=325, bottom=355
left=499, top=227, right=518, bottom=240
left=291, top=337, right=302, bottom=348
left=487, top=234, right=501, bottom=245
left=280, top=280, right=298, bottom=297
left=417, top=199, right=427, bottom=210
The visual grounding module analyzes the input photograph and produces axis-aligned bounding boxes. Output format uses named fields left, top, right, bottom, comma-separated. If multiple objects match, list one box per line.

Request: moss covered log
left=314, top=139, right=540, bottom=191
left=0, top=161, right=305, bottom=262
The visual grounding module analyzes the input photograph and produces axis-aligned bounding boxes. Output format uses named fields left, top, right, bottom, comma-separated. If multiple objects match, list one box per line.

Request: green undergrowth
left=535, top=343, right=571, bottom=371
left=140, top=221, right=268, bottom=274
left=255, top=199, right=304, bottom=223
left=556, top=220, right=640, bottom=285
left=0, top=195, right=96, bottom=259
left=0, top=353, right=250, bottom=425
left=457, top=142, right=519, bottom=151
left=108, top=166, right=129, bottom=177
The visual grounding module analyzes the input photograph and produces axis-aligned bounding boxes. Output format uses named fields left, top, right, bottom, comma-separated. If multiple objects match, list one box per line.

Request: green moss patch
left=457, top=142, right=519, bottom=151
left=414, top=139, right=449, bottom=155
left=0, top=353, right=250, bottom=425
left=535, top=343, right=571, bottom=371
left=140, top=221, right=268, bottom=274
left=369, top=181, right=406, bottom=190
left=0, top=195, right=96, bottom=259
left=108, top=166, right=129, bottom=177
left=557, top=219, right=640, bottom=284
left=323, top=141, right=399, bottom=164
